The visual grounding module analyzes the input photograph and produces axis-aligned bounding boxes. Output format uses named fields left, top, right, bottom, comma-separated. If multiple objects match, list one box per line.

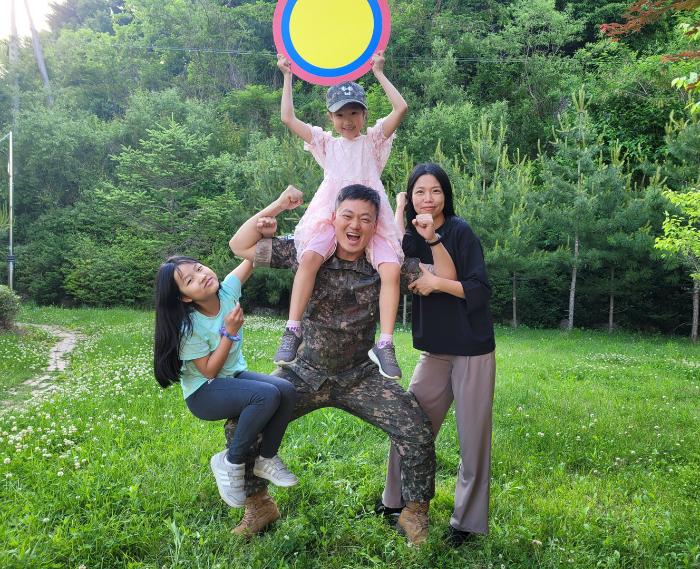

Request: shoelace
left=239, top=509, right=256, bottom=526
left=279, top=331, right=300, bottom=351
left=382, top=344, right=399, bottom=365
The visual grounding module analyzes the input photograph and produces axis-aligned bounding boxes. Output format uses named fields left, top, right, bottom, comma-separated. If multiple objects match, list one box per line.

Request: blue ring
left=282, top=0, right=382, bottom=78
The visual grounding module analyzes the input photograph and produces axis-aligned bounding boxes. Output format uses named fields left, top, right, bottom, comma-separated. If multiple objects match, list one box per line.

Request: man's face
left=332, top=199, right=377, bottom=261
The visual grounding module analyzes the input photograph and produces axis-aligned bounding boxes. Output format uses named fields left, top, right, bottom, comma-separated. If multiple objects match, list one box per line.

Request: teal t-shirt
left=178, top=272, right=247, bottom=399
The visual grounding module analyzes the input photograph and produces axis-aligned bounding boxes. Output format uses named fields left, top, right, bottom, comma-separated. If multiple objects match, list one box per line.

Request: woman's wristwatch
left=219, top=325, right=241, bottom=342
left=426, top=233, right=442, bottom=247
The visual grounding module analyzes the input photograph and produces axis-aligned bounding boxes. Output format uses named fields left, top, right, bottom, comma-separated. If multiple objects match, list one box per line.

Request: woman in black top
left=378, top=163, right=496, bottom=546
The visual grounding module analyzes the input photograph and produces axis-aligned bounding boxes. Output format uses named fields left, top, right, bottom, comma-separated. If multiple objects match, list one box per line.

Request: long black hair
left=153, top=255, right=200, bottom=388
left=404, top=162, right=455, bottom=232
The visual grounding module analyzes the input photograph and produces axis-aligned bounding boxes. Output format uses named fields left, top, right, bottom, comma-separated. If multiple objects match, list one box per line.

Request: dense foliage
left=1, top=0, right=699, bottom=336
left=0, top=285, right=20, bottom=329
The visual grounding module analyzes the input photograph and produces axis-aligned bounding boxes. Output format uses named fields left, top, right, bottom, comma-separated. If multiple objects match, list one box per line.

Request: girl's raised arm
left=229, top=259, right=254, bottom=285
left=394, top=192, right=407, bottom=234
left=278, top=55, right=313, bottom=143
left=372, top=51, right=408, bottom=138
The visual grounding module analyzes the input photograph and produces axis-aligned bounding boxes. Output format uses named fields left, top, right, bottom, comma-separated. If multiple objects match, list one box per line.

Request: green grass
left=0, top=325, right=55, bottom=394
left=1, top=306, right=699, bottom=568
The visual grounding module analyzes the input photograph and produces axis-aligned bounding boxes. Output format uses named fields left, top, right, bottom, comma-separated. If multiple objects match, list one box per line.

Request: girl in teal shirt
left=154, top=255, right=297, bottom=509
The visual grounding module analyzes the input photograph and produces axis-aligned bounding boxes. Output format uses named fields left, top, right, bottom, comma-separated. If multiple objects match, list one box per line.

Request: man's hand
left=256, top=217, right=277, bottom=238
left=371, top=50, right=386, bottom=75
left=412, top=213, right=437, bottom=242
left=223, top=303, right=244, bottom=336
left=408, top=264, right=439, bottom=296
left=277, top=54, right=292, bottom=77
left=396, top=191, right=407, bottom=210
left=276, top=185, right=304, bottom=211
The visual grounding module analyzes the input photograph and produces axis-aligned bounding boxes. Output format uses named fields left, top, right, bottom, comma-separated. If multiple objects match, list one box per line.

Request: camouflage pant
left=224, top=366, right=436, bottom=503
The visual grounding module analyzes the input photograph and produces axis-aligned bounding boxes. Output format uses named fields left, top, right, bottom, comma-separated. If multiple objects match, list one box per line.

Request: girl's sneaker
left=273, top=328, right=302, bottom=365
left=368, top=342, right=402, bottom=379
left=210, top=450, right=246, bottom=507
left=253, top=455, right=299, bottom=487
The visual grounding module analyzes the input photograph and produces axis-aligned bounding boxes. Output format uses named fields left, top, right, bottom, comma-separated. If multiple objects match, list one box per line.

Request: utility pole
left=1, top=132, right=14, bottom=290
left=7, top=1, right=18, bottom=289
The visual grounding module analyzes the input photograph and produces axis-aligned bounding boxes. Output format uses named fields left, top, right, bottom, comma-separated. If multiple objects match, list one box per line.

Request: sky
left=0, top=0, right=65, bottom=40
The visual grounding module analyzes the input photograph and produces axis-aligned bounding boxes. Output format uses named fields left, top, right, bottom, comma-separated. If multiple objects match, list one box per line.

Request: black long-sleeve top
left=404, top=215, right=495, bottom=356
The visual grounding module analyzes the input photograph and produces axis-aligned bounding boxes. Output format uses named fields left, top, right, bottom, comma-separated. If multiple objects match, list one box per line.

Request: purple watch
left=219, top=325, right=241, bottom=342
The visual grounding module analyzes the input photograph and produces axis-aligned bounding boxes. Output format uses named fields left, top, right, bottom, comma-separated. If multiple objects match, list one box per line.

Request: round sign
left=273, top=0, right=391, bottom=86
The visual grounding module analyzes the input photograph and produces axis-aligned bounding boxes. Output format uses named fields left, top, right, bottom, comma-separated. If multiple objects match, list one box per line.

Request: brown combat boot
left=396, top=501, right=430, bottom=545
left=231, top=489, right=280, bottom=538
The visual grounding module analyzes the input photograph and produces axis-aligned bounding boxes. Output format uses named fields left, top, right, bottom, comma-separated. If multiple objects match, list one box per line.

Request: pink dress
left=294, top=118, right=404, bottom=269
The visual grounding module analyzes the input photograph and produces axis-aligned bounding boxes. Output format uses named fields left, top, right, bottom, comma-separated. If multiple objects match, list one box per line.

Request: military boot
left=396, top=501, right=429, bottom=545
left=231, top=489, right=280, bottom=538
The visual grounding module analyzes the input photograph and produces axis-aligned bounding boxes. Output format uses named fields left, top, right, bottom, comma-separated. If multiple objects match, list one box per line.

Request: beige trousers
left=382, top=350, right=496, bottom=534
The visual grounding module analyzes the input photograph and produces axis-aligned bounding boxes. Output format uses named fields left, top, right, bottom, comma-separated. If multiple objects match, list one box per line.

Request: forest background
left=1, top=0, right=699, bottom=337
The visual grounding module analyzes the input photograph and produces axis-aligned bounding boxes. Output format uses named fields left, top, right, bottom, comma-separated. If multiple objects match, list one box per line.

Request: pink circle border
left=273, top=0, right=391, bottom=86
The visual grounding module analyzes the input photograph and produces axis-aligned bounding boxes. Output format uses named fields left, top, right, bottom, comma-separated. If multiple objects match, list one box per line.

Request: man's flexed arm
left=229, top=185, right=304, bottom=261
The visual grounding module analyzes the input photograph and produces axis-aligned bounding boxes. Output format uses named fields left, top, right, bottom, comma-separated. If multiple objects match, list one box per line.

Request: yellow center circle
left=289, top=0, right=374, bottom=69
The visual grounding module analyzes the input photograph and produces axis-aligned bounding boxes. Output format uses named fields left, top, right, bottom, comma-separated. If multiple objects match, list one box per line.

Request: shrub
left=0, top=285, right=20, bottom=329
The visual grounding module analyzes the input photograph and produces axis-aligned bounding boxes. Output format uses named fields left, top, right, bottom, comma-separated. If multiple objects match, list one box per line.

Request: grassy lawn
left=0, top=325, right=55, bottom=395
left=0, top=306, right=698, bottom=568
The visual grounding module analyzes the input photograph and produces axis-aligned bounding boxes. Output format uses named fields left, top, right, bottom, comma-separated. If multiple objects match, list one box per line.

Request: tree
left=538, top=88, right=629, bottom=330
left=48, top=0, right=127, bottom=35
left=601, top=0, right=700, bottom=49
left=655, top=188, right=700, bottom=341
left=669, top=24, right=700, bottom=115
left=486, top=169, right=544, bottom=328
left=595, top=144, right=658, bottom=332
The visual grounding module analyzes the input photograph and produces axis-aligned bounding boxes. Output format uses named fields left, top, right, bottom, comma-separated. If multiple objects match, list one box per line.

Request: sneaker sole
left=367, top=349, right=401, bottom=380
left=210, top=453, right=245, bottom=508
left=252, top=466, right=299, bottom=488
left=272, top=356, right=297, bottom=366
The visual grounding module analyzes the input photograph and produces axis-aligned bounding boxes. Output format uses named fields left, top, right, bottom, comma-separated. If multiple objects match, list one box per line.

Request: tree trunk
left=608, top=267, right=615, bottom=334
left=512, top=273, right=518, bottom=328
left=25, top=0, right=54, bottom=105
left=692, top=279, right=699, bottom=343
left=568, top=234, right=579, bottom=331
left=9, top=0, right=19, bottom=123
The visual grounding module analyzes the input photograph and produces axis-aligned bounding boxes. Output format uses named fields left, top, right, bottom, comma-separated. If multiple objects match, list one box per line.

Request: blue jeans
left=186, top=371, right=297, bottom=463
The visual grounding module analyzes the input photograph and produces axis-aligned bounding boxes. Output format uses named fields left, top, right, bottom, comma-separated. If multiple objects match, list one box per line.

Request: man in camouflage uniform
left=227, top=184, right=450, bottom=544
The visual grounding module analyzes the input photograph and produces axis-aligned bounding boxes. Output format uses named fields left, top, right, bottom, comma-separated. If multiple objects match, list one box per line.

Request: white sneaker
left=210, top=450, right=245, bottom=507
left=253, top=455, right=298, bottom=487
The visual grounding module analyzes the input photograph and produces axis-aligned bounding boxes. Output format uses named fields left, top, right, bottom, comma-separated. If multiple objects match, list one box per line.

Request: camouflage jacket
left=255, top=236, right=423, bottom=390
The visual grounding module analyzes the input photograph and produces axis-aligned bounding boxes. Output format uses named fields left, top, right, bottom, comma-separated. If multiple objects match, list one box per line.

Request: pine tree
left=539, top=88, right=630, bottom=330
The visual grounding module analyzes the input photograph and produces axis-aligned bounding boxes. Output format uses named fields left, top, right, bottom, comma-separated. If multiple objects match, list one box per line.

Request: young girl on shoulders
left=153, top=226, right=298, bottom=512
left=275, top=51, right=408, bottom=380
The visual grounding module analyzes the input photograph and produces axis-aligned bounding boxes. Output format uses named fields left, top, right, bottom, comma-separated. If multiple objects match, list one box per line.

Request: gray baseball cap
left=326, top=81, right=367, bottom=112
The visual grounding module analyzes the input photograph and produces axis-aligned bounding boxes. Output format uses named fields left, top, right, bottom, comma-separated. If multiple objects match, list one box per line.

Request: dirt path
left=2, top=324, right=81, bottom=407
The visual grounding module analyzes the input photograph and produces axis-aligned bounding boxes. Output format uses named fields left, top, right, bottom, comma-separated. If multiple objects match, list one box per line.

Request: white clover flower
left=3, top=458, right=10, bottom=464
left=57, top=471, right=64, bottom=477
